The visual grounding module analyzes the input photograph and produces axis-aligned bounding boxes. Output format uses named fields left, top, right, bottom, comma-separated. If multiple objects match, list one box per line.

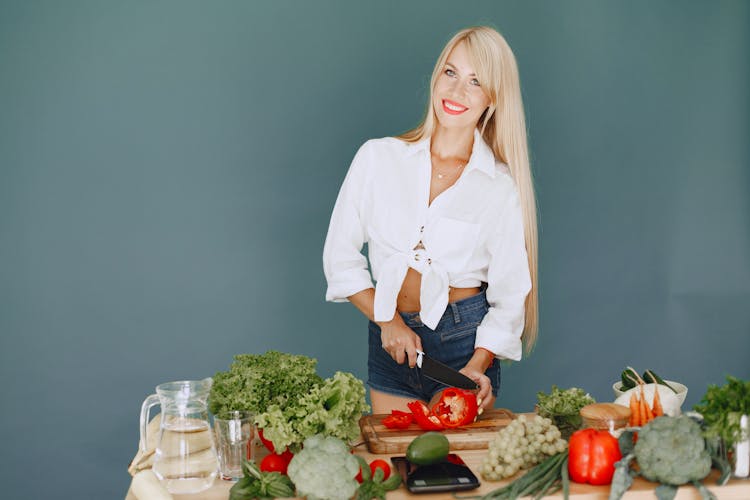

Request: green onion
left=467, top=452, right=569, bottom=500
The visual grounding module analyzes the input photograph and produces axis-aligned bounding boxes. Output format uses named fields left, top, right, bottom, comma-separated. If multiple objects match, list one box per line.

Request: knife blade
left=416, top=350, right=479, bottom=390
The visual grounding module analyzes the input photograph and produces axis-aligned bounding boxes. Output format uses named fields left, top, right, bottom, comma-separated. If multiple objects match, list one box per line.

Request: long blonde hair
left=399, top=26, right=539, bottom=354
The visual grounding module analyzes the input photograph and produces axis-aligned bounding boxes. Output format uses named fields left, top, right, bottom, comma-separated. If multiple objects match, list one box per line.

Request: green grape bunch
left=480, top=414, right=568, bottom=481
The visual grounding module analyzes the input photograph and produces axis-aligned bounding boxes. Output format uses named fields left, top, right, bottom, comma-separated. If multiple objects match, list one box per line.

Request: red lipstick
left=442, top=99, right=468, bottom=115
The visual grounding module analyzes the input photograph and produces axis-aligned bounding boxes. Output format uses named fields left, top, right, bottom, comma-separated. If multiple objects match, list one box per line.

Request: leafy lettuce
left=209, top=351, right=322, bottom=418
left=209, top=351, right=369, bottom=450
left=255, top=371, right=370, bottom=450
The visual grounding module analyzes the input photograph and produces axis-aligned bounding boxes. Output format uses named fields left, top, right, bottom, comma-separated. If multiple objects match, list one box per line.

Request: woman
left=323, top=26, right=538, bottom=414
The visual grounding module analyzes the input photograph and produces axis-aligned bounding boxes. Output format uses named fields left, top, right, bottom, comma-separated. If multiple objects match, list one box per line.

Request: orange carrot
left=629, top=392, right=639, bottom=426
left=652, top=387, right=664, bottom=417
left=644, top=398, right=655, bottom=423
left=639, top=385, right=648, bottom=425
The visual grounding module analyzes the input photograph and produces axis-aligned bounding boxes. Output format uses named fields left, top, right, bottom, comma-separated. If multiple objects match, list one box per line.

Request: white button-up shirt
left=323, top=130, right=531, bottom=360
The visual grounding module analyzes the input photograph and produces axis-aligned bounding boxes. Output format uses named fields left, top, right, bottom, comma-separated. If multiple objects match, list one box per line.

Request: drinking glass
left=213, top=411, right=254, bottom=481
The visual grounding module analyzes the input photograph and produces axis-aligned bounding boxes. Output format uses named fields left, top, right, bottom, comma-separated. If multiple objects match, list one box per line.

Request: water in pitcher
left=152, top=418, right=218, bottom=494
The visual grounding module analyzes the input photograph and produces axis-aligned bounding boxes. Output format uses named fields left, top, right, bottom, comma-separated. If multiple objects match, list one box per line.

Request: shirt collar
left=405, top=128, right=497, bottom=179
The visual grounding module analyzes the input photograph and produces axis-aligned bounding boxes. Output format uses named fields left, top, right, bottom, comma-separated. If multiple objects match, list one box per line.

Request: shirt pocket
left=426, top=216, right=480, bottom=272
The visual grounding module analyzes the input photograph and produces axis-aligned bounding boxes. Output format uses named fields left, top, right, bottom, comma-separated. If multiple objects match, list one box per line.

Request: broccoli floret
left=634, top=415, right=711, bottom=485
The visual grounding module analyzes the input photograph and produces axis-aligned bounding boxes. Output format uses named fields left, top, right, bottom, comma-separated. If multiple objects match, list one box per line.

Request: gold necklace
left=434, top=163, right=466, bottom=180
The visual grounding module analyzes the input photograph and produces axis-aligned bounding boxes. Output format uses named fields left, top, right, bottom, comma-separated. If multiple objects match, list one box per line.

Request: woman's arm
left=348, top=288, right=423, bottom=368
left=475, top=183, right=532, bottom=361
left=323, top=143, right=376, bottom=302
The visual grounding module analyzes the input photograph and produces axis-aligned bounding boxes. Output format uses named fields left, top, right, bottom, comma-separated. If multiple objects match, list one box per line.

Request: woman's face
left=432, top=41, right=491, bottom=131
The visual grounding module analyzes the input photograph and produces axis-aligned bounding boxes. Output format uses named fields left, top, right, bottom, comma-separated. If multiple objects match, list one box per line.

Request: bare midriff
left=396, top=267, right=482, bottom=313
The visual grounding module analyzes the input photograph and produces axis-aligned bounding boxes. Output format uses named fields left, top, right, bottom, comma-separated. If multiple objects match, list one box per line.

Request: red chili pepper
left=430, top=388, right=478, bottom=428
left=258, top=427, right=275, bottom=453
left=382, top=409, right=414, bottom=429
left=407, top=400, right=444, bottom=430
left=568, top=428, right=622, bottom=485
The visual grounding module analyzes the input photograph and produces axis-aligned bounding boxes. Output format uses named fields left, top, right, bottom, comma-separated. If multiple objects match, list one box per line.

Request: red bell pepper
left=407, top=400, right=444, bottom=430
left=431, top=388, right=478, bottom=428
left=567, top=428, right=622, bottom=485
left=382, top=409, right=414, bottom=429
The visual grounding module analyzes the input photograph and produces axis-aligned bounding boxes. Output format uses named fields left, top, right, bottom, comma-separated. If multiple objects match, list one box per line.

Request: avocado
left=406, top=431, right=450, bottom=466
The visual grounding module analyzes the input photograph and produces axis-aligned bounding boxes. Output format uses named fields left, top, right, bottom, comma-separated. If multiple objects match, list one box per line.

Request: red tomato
left=568, top=428, right=622, bottom=485
left=407, top=400, right=444, bottom=430
left=369, top=459, right=391, bottom=481
left=431, top=388, right=478, bottom=428
left=260, top=452, right=291, bottom=474
left=382, top=409, right=413, bottom=429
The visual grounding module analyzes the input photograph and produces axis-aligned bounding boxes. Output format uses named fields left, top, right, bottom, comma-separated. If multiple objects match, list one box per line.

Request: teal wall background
left=1, top=1, right=748, bottom=497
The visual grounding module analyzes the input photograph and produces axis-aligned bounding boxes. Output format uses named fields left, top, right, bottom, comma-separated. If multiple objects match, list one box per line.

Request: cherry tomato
left=260, top=452, right=290, bottom=474
left=369, top=459, right=391, bottom=481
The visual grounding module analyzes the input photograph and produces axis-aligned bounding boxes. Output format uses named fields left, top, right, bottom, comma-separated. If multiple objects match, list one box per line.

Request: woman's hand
left=458, top=366, right=493, bottom=409
left=378, top=315, right=423, bottom=367
left=461, top=348, right=496, bottom=409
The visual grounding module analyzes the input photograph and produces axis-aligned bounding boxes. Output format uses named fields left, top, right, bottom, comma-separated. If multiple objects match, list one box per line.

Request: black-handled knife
left=416, top=350, right=479, bottom=390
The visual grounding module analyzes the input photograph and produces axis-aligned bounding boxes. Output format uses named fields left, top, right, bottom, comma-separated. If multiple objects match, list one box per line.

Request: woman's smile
left=442, top=99, right=468, bottom=115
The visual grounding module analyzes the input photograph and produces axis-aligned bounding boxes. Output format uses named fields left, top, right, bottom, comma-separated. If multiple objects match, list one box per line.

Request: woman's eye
left=471, top=78, right=481, bottom=86
left=445, top=68, right=455, bottom=77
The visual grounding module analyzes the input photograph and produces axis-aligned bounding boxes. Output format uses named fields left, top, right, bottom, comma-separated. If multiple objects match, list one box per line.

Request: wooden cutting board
left=359, top=408, right=516, bottom=454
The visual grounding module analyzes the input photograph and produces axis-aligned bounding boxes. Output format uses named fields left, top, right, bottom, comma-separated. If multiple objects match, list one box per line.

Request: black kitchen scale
left=390, top=454, right=480, bottom=493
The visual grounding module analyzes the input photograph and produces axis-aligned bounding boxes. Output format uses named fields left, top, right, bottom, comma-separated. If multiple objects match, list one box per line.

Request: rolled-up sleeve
left=474, top=186, right=532, bottom=361
left=323, top=142, right=375, bottom=302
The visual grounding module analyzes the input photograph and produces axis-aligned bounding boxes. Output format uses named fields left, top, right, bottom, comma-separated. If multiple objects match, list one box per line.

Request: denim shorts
left=367, top=289, right=501, bottom=401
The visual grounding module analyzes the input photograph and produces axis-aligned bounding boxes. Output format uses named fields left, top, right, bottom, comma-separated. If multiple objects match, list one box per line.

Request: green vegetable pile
left=693, top=375, right=750, bottom=447
left=286, top=435, right=361, bottom=500
left=536, top=386, right=595, bottom=439
left=610, top=416, right=715, bottom=500
left=209, top=351, right=322, bottom=418
left=255, top=371, right=369, bottom=450
left=209, top=351, right=369, bottom=451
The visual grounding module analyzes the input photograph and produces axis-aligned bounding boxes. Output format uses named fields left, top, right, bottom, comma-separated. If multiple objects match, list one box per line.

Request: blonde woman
left=323, top=26, right=538, bottom=414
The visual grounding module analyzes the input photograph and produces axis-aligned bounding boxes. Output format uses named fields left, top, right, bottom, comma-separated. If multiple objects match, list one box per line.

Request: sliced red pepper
left=407, top=400, right=444, bottom=430
left=382, top=409, right=414, bottom=429
left=431, top=388, right=479, bottom=428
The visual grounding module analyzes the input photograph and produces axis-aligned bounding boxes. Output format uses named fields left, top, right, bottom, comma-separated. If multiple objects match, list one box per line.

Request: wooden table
left=127, top=439, right=750, bottom=499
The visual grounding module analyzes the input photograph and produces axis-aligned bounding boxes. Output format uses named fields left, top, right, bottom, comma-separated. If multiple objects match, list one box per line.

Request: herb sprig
left=693, top=375, right=750, bottom=447
left=536, top=386, right=595, bottom=440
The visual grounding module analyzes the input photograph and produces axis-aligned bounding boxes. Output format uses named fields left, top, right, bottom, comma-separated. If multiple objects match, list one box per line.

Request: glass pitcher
left=139, top=378, right=219, bottom=494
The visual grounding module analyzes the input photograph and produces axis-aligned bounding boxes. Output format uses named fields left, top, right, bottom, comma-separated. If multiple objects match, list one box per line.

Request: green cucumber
left=620, top=367, right=641, bottom=390
left=642, top=369, right=678, bottom=393
left=406, top=432, right=450, bottom=466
